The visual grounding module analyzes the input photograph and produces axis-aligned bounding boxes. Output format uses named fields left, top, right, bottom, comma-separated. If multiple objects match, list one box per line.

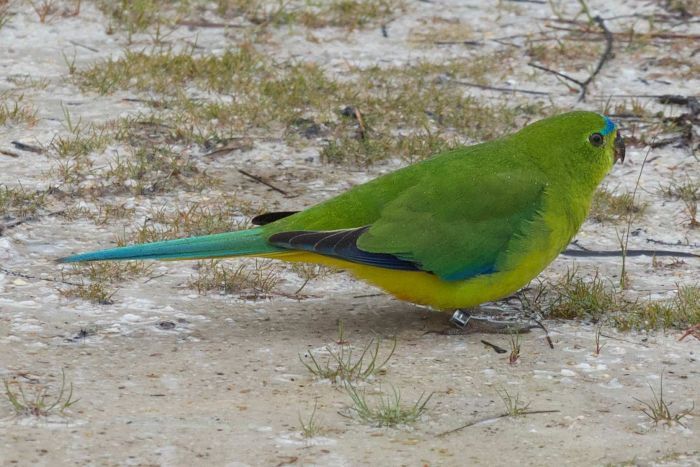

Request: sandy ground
left=0, top=1, right=699, bottom=466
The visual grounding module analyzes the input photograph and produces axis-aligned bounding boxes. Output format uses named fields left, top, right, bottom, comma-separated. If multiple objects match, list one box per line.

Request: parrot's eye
left=589, top=133, right=605, bottom=147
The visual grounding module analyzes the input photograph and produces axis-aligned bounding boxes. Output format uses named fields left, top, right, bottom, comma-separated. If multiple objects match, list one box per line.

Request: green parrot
left=60, top=111, right=625, bottom=312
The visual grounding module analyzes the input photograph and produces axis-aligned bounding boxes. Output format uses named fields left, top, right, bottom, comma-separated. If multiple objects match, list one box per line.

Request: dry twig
left=529, top=15, right=613, bottom=101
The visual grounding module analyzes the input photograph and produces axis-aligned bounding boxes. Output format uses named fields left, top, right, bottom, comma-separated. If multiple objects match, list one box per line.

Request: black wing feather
left=268, top=227, right=422, bottom=271
left=251, top=211, right=300, bottom=226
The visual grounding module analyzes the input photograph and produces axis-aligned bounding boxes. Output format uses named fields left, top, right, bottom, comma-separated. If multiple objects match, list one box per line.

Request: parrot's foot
left=444, top=309, right=535, bottom=335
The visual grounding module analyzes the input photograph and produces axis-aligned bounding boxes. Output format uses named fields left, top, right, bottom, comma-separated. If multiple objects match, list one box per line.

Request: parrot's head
left=595, top=114, right=626, bottom=164
left=514, top=111, right=625, bottom=185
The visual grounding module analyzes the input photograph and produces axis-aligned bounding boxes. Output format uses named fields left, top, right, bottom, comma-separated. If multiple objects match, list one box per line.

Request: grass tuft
left=117, top=201, right=252, bottom=246
left=58, top=259, right=155, bottom=305
left=634, top=372, right=694, bottom=427
left=290, top=263, right=334, bottom=295
left=96, top=0, right=404, bottom=39
left=0, top=94, right=38, bottom=126
left=497, top=387, right=530, bottom=417
left=76, top=46, right=550, bottom=166
left=187, top=259, right=280, bottom=299
left=594, top=323, right=605, bottom=356
left=343, top=382, right=432, bottom=427
left=63, top=260, right=152, bottom=283
left=508, top=332, right=521, bottom=364
left=661, top=178, right=699, bottom=227
left=546, top=269, right=622, bottom=321
left=104, top=145, right=210, bottom=195
left=299, top=399, right=323, bottom=439
left=3, top=370, right=79, bottom=417
left=615, top=285, right=700, bottom=331
left=0, top=185, right=47, bottom=219
left=590, top=187, right=647, bottom=223
left=59, top=281, right=117, bottom=305
left=520, top=270, right=699, bottom=331
left=300, top=321, right=396, bottom=383
left=62, top=202, right=135, bottom=226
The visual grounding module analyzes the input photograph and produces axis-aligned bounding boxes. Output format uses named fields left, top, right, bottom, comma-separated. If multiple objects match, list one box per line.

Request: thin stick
left=434, top=40, right=483, bottom=46
left=353, top=108, right=367, bottom=140
left=619, top=145, right=652, bottom=287
left=0, top=267, right=83, bottom=287
left=452, top=79, right=550, bottom=96
left=646, top=238, right=700, bottom=248
left=176, top=20, right=245, bottom=29
left=437, top=410, right=560, bottom=436
left=0, top=149, right=20, bottom=158
left=533, top=318, right=554, bottom=349
left=11, top=141, right=44, bottom=154
left=68, top=40, right=99, bottom=53
left=528, top=62, right=584, bottom=88
left=579, top=16, right=614, bottom=101
left=562, top=248, right=699, bottom=258
left=529, top=15, right=614, bottom=101
left=480, top=340, right=507, bottom=354
left=237, top=169, right=288, bottom=196
left=547, top=25, right=700, bottom=41
left=599, top=333, right=650, bottom=347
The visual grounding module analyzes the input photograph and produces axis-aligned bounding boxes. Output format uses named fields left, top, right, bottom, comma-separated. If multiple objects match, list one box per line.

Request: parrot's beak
left=614, top=133, right=625, bottom=164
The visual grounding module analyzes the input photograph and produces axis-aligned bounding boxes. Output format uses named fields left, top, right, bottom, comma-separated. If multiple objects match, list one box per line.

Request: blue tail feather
left=58, top=228, right=281, bottom=263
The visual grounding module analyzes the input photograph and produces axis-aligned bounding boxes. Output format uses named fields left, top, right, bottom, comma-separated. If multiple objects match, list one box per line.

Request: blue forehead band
left=600, top=116, right=616, bottom=136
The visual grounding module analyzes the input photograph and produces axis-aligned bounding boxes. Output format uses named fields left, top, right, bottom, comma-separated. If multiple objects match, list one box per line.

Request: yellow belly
left=261, top=250, right=552, bottom=310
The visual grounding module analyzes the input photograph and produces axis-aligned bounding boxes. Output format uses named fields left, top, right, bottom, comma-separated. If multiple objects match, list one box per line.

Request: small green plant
left=60, top=281, right=117, bottom=305
left=634, top=373, right=694, bottom=427
left=661, top=178, right=699, bottom=228
left=547, top=269, right=623, bottom=321
left=594, top=323, right=605, bottom=356
left=439, top=387, right=559, bottom=435
left=517, top=279, right=549, bottom=316
left=62, top=260, right=152, bottom=283
left=618, top=148, right=651, bottom=288
left=299, top=399, right=323, bottom=439
left=590, top=187, right=647, bottom=223
left=497, top=387, right=530, bottom=417
left=343, top=383, right=432, bottom=427
left=62, top=49, right=77, bottom=75
left=63, top=202, right=135, bottom=225
left=615, top=285, right=700, bottom=331
left=58, top=259, right=161, bottom=304
left=187, top=259, right=280, bottom=299
left=98, top=0, right=163, bottom=41
left=119, top=201, right=250, bottom=245
left=290, top=263, right=334, bottom=295
left=0, top=185, right=47, bottom=219
left=666, top=285, right=700, bottom=327
left=103, top=145, right=210, bottom=195
left=311, top=0, right=403, bottom=30
left=0, top=95, right=38, bottom=126
left=3, top=370, right=79, bottom=417
left=29, top=0, right=57, bottom=23
left=508, top=332, right=521, bottom=364
left=300, top=321, right=396, bottom=383
left=76, top=45, right=546, bottom=167
left=50, top=105, right=110, bottom=159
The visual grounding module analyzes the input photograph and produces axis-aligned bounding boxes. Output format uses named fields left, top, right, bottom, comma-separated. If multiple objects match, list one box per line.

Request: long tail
left=58, top=228, right=283, bottom=263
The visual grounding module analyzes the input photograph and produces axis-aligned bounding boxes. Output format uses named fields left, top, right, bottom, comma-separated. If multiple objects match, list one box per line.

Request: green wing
left=356, top=168, right=548, bottom=281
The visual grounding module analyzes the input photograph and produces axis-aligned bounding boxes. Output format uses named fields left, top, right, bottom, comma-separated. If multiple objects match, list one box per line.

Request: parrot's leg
left=443, top=309, right=535, bottom=335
